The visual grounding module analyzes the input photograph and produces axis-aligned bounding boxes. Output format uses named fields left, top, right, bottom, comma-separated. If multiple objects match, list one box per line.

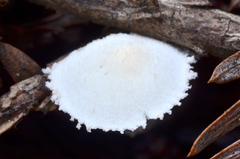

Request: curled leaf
left=187, top=100, right=240, bottom=157
left=211, top=139, right=240, bottom=159
left=208, top=51, right=240, bottom=84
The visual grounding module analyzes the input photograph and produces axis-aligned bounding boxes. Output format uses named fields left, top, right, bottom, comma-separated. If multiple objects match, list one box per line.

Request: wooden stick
left=28, top=0, right=240, bottom=58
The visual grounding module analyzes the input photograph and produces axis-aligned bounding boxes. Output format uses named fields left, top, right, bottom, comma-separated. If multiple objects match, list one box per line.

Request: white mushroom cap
left=43, top=33, right=197, bottom=133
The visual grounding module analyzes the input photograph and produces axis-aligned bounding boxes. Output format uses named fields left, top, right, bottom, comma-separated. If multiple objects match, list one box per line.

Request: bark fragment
left=0, top=75, right=51, bottom=135
left=36, top=96, right=57, bottom=114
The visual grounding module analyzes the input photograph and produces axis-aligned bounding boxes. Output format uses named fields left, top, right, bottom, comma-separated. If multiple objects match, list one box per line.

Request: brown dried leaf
left=211, top=139, right=240, bottom=159
left=0, top=42, right=42, bottom=83
left=208, top=51, right=240, bottom=84
left=187, top=100, right=240, bottom=157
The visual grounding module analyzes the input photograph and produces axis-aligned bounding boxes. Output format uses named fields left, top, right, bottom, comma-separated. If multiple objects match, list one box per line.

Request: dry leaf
left=187, top=100, right=240, bottom=157
left=0, top=42, right=42, bottom=83
left=208, top=51, right=240, bottom=84
left=211, top=139, right=240, bottom=159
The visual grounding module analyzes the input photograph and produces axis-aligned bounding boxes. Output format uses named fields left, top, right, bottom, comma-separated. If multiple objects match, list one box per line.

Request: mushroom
left=42, top=33, right=197, bottom=133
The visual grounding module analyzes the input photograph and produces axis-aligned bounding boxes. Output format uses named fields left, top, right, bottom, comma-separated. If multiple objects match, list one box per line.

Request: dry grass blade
left=208, top=51, right=240, bottom=84
left=210, top=139, right=240, bottom=159
left=187, top=100, right=240, bottom=157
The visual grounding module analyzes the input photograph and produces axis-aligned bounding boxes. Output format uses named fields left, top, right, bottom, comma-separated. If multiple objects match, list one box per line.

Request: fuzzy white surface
left=43, top=33, right=197, bottom=133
